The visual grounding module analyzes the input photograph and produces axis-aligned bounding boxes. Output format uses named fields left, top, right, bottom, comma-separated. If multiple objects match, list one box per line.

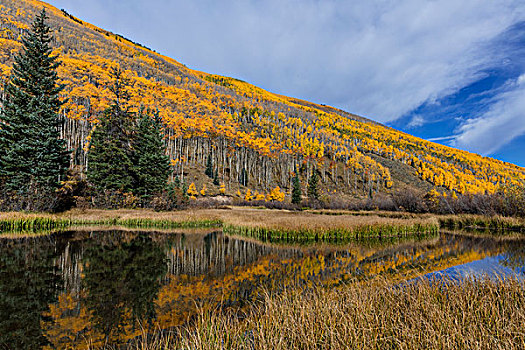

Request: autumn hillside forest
left=1, top=0, right=524, bottom=213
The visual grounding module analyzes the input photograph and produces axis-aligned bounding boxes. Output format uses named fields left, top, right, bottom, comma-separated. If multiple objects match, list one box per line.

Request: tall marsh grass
left=224, top=221, right=438, bottom=242
left=130, top=278, right=525, bottom=350
left=439, top=215, right=525, bottom=233
left=0, top=215, right=221, bottom=233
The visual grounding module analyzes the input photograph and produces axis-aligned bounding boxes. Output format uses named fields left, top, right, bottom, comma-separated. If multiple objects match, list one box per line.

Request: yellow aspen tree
left=187, top=183, right=198, bottom=199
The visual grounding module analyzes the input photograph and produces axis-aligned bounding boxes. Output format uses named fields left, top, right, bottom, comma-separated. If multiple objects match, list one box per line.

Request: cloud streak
left=452, top=76, right=525, bottom=156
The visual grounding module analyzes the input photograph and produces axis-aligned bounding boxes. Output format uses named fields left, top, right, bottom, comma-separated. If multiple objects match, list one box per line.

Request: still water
left=0, top=229, right=524, bottom=349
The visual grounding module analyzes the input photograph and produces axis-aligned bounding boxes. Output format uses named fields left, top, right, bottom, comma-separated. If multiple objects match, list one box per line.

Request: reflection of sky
left=420, top=255, right=525, bottom=281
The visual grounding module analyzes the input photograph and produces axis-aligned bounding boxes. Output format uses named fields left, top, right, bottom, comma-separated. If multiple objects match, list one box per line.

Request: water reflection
left=0, top=236, right=62, bottom=350
left=421, top=255, right=525, bottom=281
left=0, top=229, right=524, bottom=349
left=83, top=234, right=167, bottom=344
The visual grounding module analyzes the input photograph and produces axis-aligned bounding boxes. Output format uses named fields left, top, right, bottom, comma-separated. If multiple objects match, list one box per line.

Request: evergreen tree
left=307, top=169, right=319, bottom=201
left=182, top=181, right=189, bottom=199
left=87, top=68, right=134, bottom=192
left=292, top=171, right=302, bottom=205
left=132, top=110, right=170, bottom=199
left=0, top=9, right=69, bottom=206
left=173, top=175, right=181, bottom=189
left=213, top=168, right=220, bottom=186
left=205, top=155, right=213, bottom=178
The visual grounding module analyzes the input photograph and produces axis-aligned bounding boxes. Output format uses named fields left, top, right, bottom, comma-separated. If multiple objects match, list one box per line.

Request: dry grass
left=0, top=208, right=221, bottom=223
left=214, top=207, right=437, bottom=231
left=217, top=208, right=438, bottom=241
left=131, top=278, right=525, bottom=350
left=0, top=208, right=223, bottom=232
left=0, top=207, right=436, bottom=229
left=0, top=207, right=438, bottom=235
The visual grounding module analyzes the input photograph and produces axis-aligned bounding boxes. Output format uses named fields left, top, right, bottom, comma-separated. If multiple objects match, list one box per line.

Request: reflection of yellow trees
left=41, top=235, right=509, bottom=349
left=44, top=292, right=146, bottom=349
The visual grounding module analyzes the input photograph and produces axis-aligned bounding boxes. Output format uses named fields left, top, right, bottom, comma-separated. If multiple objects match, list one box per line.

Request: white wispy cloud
left=407, top=115, right=425, bottom=129
left=452, top=76, right=525, bottom=155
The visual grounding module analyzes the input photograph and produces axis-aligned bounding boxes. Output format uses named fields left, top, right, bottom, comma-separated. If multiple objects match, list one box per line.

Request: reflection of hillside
left=1, top=230, right=524, bottom=348
left=166, top=233, right=300, bottom=278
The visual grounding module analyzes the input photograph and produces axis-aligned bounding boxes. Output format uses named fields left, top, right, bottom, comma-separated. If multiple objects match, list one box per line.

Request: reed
left=129, top=277, right=525, bottom=350
left=0, top=216, right=221, bottom=233
left=223, top=221, right=438, bottom=242
left=439, top=215, right=525, bottom=233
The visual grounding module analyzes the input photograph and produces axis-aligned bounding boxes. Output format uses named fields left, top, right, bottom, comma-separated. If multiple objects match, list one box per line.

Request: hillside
left=1, top=0, right=524, bottom=200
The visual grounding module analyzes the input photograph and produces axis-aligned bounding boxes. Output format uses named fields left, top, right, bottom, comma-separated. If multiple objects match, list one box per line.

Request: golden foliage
left=0, top=0, right=523, bottom=197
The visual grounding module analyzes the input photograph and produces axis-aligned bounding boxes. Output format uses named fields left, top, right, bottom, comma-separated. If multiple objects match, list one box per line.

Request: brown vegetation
left=128, top=278, right=525, bottom=350
left=0, top=207, right=436, bottom=230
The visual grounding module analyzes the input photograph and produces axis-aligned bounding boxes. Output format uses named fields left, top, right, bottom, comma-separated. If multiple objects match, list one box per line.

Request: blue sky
left=47, top=0, right=525, bottom=166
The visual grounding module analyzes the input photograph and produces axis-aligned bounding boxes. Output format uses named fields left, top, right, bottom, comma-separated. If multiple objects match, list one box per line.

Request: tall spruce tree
left=213, top=168, right=220, bottom=186
left=307, top=169, right=319, bottom=201
left=0, top=9, right=69, bottom=206
left=292, top=171, right=302, bottom=205
left=205, top=155, right=213, bottom=178
left=87, top=68, right=134, bottom=192
left=132, top=110, right=171, bottom=199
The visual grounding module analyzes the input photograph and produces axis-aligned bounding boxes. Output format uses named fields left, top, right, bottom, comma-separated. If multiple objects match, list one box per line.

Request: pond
left=1, top=229, right=524, bottom=349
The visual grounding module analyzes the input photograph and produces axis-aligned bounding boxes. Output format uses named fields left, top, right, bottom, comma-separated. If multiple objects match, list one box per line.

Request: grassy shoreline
left=1, top=208, right=524, bottom=237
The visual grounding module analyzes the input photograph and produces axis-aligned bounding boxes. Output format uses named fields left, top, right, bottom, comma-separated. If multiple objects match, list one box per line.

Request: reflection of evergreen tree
left=124, top=237, right=167, bottom=323
left=83, top=233, right=167, bottom=343
left=0, top=239, right=61, bottom=349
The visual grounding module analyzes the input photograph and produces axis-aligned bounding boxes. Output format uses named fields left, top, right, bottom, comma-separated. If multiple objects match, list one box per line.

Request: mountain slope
left=1, top=0, right=524, bottom=199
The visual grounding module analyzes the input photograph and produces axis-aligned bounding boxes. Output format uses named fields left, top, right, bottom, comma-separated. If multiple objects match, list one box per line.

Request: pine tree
left=87, top=68, right=134, bottom=192
left=205, top=155, right=213, bottom=178
left=132, top=110, right=170, bottom=199
left=307, top=169, right=319, bottom=201
left=173, top=175, right=181, bottom=189
left=292, top=171, right=302, bottom=204
left=0, top=9, right=69, bottom=207
left=213, top=168, right=220, bottom=186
